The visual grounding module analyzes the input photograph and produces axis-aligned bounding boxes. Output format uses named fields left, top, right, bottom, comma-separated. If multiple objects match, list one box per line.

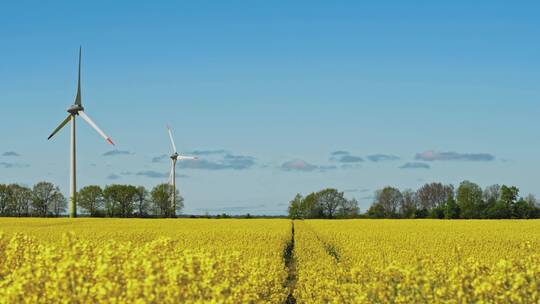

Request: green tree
left=317, top=188, right=346, bottom=219
left=288, top=194, right=304, bottom=219
left=444, top=194, right=460, bottom=219
left=501, top=185, right=520, bottom=218
left=300, top=192, right=323, bottom=219
left=78, top=185, right=104, bottom=217
left=103, top=185, right=138, bottom=217
left=367, top=202, right=386, bottom=218
left=456, top=181, right=483, bottom=219
left=150, top=184, right=183, bottom=217
left=429, top=206, right=445, bottom=219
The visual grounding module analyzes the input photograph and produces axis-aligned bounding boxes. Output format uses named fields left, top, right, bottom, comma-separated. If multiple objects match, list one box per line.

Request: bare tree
left=483, top=184, right=501, bottom=203
left=31, top=182, right=66, bottom=217
left=416, top=183, right=454, bottom=210
left=0, top=184, right=11, bottom=216
left=134, top=186, right=150, bottom=217
left=400, top=189, right=417, bottom=218
left=10, top=184, right=32, bottom=216
left=374, top=187, right=403, bottom=217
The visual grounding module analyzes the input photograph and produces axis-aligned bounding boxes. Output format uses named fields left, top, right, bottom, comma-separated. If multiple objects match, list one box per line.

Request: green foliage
left=150, top=183, right=183, bottom=218
left=429, top=206, right=445, bottom=219
left=366, top=181, right=540, bottom=220
left=0, top=182, right=186, bottom=218
left=444, top=194, right=460, bottom=219
left=287, top=188, right=359, bottom=219
left=456, top=181, right=484, bottom=219
left=103, top=185, right=138, bottom=217
left=78, top=185, right=104, bottom=217
left=287, top=194, right=303, bottom=219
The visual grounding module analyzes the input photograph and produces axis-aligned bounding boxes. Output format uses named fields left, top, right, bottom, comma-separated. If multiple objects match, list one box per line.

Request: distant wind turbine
left=167, top=126, right=198, bottom=217
left=47, top=47, right=115, bottom=218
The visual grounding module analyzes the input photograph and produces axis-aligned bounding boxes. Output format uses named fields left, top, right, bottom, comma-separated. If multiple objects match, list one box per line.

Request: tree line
left=288, top=181, right=540, bottom=219
left=0, top=182, right=183, bottom=217
left=367, top=181, right=539, bottom=219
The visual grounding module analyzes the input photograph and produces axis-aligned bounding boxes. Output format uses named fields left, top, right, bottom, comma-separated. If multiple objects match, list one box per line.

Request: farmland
left=1, top=219, right=540, bottom=303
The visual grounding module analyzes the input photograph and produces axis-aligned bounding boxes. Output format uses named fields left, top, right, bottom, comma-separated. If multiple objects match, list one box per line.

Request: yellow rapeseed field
left=0, top=218, right=291, bottom=303
left=294, top=220, right=540, bottom=303
left=1, top=218, right=540, bottom=303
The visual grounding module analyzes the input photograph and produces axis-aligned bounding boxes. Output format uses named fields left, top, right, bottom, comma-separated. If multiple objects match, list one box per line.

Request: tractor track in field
left=283, top=221, right=297, bottom=304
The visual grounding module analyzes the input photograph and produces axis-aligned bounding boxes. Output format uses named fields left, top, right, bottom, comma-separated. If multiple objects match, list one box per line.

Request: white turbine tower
left=47, top=47, right=115, bottom=218
left=167, top=126, right=198, bottom=217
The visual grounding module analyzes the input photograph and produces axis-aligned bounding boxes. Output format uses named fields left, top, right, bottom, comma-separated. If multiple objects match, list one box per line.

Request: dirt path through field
left=284, top=221, right=297, bottom=304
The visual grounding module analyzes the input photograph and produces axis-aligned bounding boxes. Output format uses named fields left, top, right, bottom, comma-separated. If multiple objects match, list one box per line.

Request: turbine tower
left=47, top=47, right=115, bottom=218
left=167, top=126, right=198, bottom=217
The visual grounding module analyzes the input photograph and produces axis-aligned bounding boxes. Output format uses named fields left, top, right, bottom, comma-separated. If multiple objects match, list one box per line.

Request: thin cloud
left=103, top=150, right=133, bottom=157
left=320, top=165, right=338, bottom=171
left=281, top=159, right=319, bottom=172
left=330, top=151, right=364, bottom=163
left=367, top=154, right=400, bottom=162
left=107, top=174, right=121, bottom=180
left=189, top=149, right=228, bottom=156
left=2, top=151, right=20, bottom=157
left=341, top=164, right=362, bottom=169
left=152, top=154, right=169, bottom=163
left=136, top=171, right=169, bottom=178
left=0, top=162, right=29, bottom=169
left=400, top=162, right=431, bottom=169
left=179, top=154, right=255, bottom=170
left=281, top=159, right=336, bottom=172
left=415, top=150, right=494, bottom=162
left=135, top=170, right=188, bottom=178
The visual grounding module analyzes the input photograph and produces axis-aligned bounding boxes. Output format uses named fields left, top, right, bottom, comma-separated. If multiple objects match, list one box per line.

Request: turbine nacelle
left=67, top=104, right=84, bottom=114
left=170, top=152, right=198, bottom=161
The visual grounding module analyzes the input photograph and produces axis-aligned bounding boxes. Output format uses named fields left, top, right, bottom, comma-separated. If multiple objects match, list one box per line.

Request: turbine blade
left=47, top=115, right=72, bottom=140
left=78, top=111, right=114, bottom=145
left=74, top=47, right=82, bottom=106
left=167, top=126, right=177, bottom=153
left=178, top=155, right=198, bottom=160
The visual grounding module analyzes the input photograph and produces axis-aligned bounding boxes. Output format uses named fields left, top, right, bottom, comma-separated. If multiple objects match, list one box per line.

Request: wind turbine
left=167, top=126, right=198, bottom=217
left=47, top=47, right=115, bottom=218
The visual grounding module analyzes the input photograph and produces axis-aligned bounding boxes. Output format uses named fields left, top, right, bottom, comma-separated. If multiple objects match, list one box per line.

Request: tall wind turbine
left=167, top=126, right=198, bottom=217
left=47, top=47, right=115, bottom=218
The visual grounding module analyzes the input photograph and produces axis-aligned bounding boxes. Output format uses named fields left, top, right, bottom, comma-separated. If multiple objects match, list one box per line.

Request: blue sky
left=1, top=1, right=539, bottom=214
